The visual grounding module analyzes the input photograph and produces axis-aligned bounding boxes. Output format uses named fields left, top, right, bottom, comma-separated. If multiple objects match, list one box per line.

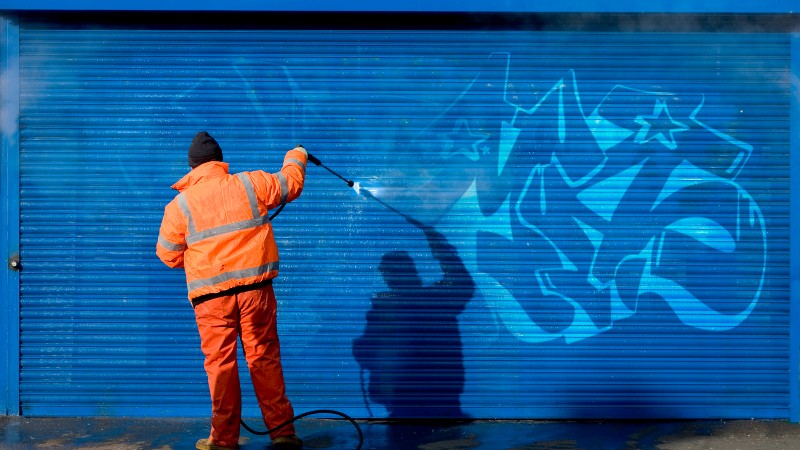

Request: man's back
left=157, top=147, right=308, bottom=301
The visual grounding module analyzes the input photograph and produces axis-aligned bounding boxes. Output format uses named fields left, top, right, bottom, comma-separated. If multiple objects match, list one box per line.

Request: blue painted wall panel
left=16, top=25, right=791, bottom=419
left=790, top=30, right=800, bottom=423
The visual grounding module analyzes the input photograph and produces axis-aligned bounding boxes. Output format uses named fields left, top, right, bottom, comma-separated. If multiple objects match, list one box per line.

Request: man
left=156, top=131, right=306, bottom=450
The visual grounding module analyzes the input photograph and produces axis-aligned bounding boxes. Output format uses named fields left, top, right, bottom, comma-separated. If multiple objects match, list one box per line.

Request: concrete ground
left=2, top=416, right=800, bottom=449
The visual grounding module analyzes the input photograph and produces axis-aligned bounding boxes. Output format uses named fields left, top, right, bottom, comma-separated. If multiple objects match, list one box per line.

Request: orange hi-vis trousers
left=193, top=283, right=296, bottom=447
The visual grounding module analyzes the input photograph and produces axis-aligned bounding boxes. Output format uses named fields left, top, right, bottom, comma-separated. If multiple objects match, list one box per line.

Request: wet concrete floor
left=2, top=416, right=800, bottom=449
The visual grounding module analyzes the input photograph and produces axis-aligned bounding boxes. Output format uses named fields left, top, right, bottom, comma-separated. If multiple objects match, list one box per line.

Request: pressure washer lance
left=246, top=146, right=364, bottom=449
left=306, top=151, right=354, bottom=188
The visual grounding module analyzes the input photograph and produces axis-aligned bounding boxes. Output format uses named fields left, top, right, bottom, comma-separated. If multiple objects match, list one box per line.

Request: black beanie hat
left=188, top=131, right=223, bottom=168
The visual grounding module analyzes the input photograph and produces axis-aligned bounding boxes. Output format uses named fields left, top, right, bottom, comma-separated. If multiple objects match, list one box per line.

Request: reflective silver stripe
left=158, top=234, right=186, bottom=252
left=187, top=261, right=279, bottom=292
left=185, top=214, right=270, bottom=245
left=274, top=171, right=289, bottom=206
left=284, top=158, right=306, bottom=172
left=176, top=193, right=196, bottom=234
left=236, top=172, right=260, bottom=219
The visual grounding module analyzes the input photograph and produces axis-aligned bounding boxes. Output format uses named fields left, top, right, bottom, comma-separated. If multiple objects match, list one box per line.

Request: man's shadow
left=353, top=216, right=475, bottom=419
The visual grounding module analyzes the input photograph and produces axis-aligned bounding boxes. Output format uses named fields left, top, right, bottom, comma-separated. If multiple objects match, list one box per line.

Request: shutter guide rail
left=1, top=14, right=21, bottom=416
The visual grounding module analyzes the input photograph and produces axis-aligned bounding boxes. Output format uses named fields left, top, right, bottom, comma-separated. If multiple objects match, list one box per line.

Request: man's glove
left=295, top=145, right=321, bottom=166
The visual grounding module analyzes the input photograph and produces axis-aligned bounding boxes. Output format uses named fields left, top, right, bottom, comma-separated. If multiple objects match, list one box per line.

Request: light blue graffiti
left=689, top=95, right=753, bottom=178
left=575, top=161, right=646, bottom=222
left=642, top=162, right=766, bottom=331
left=446, top=119, right=490, bottom=162
left=436, top=53, right=767, bottom=343
left=633, top=99, right=689, bottom=150
left=496, top=56, right=606, bottom=186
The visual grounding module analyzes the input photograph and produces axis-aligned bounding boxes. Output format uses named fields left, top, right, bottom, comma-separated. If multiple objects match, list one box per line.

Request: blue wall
left=1, top=12, right=798, bottom=420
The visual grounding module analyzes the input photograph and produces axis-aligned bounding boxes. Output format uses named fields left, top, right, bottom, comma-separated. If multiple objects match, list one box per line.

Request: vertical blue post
left=790, top=30, right=800, bottom=423
left=1, top=15, right=20, bottom=416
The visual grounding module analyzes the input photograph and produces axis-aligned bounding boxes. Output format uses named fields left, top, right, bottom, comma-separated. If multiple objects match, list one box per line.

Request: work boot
left=271, top=434, right=303, bottom=449
left=195, top=438, right=239, bottom=450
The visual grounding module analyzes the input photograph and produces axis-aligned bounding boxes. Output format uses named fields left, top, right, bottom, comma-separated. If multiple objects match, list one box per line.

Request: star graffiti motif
left=634, top=99, right=689, bottom=150
left=445, top=119, right=490, bottom=161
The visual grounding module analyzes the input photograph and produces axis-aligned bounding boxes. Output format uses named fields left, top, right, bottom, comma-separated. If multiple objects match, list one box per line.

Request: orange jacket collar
left=172, top=161, right=230, bottom=192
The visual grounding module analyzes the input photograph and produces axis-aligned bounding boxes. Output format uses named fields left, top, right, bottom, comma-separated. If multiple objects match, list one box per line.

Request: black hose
left=240, top=410, right=363, bottom=450
left=268, top=203, right=286, bottom=221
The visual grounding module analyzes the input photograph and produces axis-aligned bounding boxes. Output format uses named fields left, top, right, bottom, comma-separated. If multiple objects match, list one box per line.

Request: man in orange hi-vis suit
left=157, top=131, right=307, bottom=450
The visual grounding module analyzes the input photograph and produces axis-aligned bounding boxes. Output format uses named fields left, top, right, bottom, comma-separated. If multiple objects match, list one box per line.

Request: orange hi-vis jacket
left=156, top=147, right=307, bottom=300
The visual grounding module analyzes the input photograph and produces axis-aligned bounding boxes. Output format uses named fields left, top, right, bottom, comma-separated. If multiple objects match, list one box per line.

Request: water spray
left=359, top=186, right=411, bottom=220
left=304, top=148, right=413, bottom=223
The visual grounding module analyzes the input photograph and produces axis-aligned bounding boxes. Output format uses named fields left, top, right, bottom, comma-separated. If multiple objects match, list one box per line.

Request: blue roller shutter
left=17, top=23, right=791, bottom=419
